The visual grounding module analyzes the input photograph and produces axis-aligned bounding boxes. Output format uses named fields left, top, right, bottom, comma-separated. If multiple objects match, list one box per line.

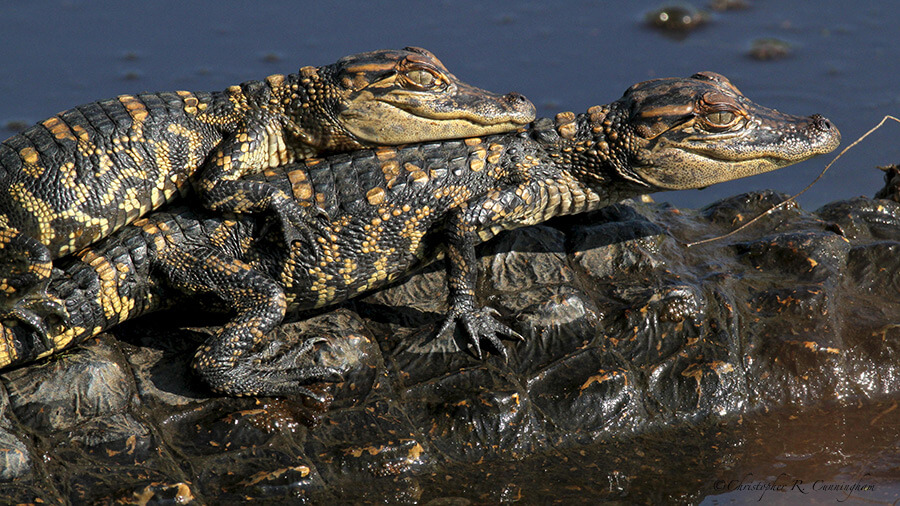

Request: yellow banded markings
left=118, top=95, right=149, bottom=136
left=308, top=234, right=343, bottom=306
left=487, top=143, right=504, bottom=165
left=70, top=124, right=117, bottom=178
left=8, top=183, right=57, bottom=242
left=37, top=325, right=91, bottom=357
left=209, top=219, right=239, bottom=249
left=0, top=324, right=17, bottom=366
left=176, top=90, right=208, bottom=115
left=288, top=169, right=315, bottom=203
left=555, top=111, right=577, bottom=139
left=366, top=187, right=386, bottom=206
left=468, top=145, right=487, bottom=172
left=18, top=147, right=44, bottom=178
left=42, top=116, right=77, bottom=143
left=78, top=250, right=136, bottom=323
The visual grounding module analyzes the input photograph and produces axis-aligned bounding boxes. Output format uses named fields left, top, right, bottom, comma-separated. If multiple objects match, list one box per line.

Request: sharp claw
left=231, top=338, right=343, bottom=398
left=31, top=296, right=68, bottom=321
left=18, top=309, right=49, bottom=338
left=280, top=222, right=306, bottom=246
left=307, top=336, right=330, bottom=347
left=312, top=205, right=330, bottom=221
left=294, top=335, right=328, bottom=356
left=483, top=329, right=509, bottom=360
left=278, top=205, right=332, bottom=265
left=1, top=291, right=69, bottom=351
left=437, top=315, right=456, bottom=339
left=287, top=365, right=343, bottom=402
left=295, top=385, right=331, bottom=404
left=318, top=365, right=344, bottom=383
left=4, top=307, right=51, bottom=350
left=472, top=340, right=483, bottom=360
left=268, top=336, right=326, bottom=370
left=496, top=342, right=509, bottom=362
left=438, top=305, right=523, bottom=359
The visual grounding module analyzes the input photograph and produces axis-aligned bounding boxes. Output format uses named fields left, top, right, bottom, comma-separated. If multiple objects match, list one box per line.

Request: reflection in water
left=394, top=398, right=900, bottom=504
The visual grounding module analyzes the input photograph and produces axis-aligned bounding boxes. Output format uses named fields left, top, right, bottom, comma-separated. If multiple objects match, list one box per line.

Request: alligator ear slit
left=691, top=71, right=742, bottom=95
left=403, top=47, right=440, bottom=63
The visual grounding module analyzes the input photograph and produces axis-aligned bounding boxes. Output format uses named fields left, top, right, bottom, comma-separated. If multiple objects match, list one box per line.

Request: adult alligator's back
left=0, top=72, right=840, bottom=399
left=0, top=47, right=534, bottom=326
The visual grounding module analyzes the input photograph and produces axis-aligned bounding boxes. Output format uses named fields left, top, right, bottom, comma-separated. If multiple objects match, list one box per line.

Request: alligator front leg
left=154, top=243, right=340, bottom=398
left=0, top=227, right=67, bottom=340
left=195, top=113, right=326, bottom=248
left=438, top=207, right=524, bottom=360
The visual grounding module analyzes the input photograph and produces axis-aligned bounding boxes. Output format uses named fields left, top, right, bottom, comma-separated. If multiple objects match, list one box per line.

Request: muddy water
left=1, top=1, right=898, bottom=503
left=397, top=399, right=900, bottom=504
left=699, top=400, right=900, bottom=505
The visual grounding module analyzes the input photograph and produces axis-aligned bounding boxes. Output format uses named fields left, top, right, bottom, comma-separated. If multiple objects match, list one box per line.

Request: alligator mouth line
left=673, top=138, right=829, bottom=163
left=679, top=148, right=790, bottom=164
left=682, top=128, right=748, bottom=142
left=375, top=95, right=531, bottom=126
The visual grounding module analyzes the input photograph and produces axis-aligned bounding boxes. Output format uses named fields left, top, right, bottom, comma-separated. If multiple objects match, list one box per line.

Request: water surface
left=1, top=1, right=897, bottom=209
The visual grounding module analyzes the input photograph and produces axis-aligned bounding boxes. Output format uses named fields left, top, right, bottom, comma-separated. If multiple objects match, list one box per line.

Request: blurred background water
left=1, top=1, right=898, bottom=210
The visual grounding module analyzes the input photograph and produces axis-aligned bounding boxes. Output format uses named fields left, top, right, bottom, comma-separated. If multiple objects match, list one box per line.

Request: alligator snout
left=810, top=114, right=835, bottom=133
left=502, top=92, right=536, bottom=120
left=804, top=113, right=841, bottom=156
left=505, top=92, right=531, bottom=106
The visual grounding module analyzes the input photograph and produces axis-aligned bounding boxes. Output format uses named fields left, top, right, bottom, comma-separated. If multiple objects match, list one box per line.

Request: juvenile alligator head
left=288, top=47, right=536, bottom=152
left=549, top=71, right=840, bottom=192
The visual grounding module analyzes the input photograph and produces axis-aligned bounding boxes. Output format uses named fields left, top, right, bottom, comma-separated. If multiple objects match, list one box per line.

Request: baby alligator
left=0, top=47, right=535, bottom=332
left=0, top=72, right=839, bottom=398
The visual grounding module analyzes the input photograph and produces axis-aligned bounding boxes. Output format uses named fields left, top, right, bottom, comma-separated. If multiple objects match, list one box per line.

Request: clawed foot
left=1, top=293, right=68, bottom=351
left=437, top=306, right=524, bottom=360
left=201, top=336, right=343, bottom=400
left=255, top=337, right=344, bottom=402
left=274, top=200, right=332, bottom=252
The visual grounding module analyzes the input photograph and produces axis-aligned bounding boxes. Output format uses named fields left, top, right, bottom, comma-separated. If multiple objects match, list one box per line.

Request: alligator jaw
left=339, top=87, right=536, bottom=145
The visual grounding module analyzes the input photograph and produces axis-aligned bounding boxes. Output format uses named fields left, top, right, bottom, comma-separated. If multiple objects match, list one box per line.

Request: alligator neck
left=231, top=68, right=363, bottom=158
left=524, top=103, right=654, bottom=219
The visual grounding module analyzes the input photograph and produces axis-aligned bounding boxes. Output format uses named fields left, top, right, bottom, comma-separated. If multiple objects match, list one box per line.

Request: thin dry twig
left=686, top=115, right=900, bottom=247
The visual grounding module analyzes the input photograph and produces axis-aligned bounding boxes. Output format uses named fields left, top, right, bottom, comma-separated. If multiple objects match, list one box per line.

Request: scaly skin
left=0, top=47, right=535, bottom=331
left=0, top=72, right=840, bottom=397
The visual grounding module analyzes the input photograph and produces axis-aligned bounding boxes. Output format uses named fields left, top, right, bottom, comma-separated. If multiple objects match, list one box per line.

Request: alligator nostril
left=811, top=114, right=833, bottom=131
left=508, top=92, right=528, bottom=103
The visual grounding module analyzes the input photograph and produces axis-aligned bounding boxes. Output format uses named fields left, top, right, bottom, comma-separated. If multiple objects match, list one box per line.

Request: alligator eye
left=404, top=69, right=440, bottom=89
left=704, top=111, right=736, bottom=127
